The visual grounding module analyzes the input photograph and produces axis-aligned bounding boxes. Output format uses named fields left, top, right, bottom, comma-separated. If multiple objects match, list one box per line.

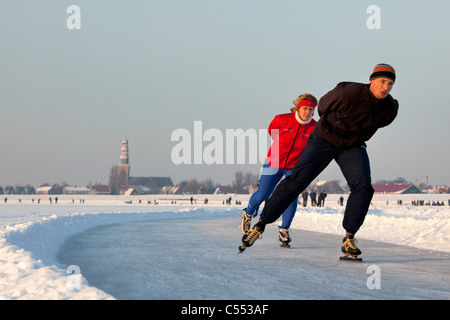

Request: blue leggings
left=245, top=162, right=298, bottom=229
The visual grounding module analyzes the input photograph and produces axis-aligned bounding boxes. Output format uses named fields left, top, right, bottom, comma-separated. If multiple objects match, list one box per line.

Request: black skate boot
left=238, top=220, right=266, bottom=253
left=278, top=227, right=292, bottom=248
left=340, top=236, right=363, bottom=262
left=240, top=209, right=252, bottom=235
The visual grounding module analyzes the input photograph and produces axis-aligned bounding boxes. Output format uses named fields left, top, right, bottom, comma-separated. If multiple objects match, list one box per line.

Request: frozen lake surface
left=58, top=216, right=450, bottom=300
left=1, top=193, right=449, bottom=300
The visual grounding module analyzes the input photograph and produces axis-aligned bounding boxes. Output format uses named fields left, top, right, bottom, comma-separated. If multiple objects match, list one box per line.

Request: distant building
left=311, top=180, right=344, bottom=194
left=117, top=137, right=131, bottom=185
left=63, top=186, right=90, bottom=195
left=437, top=186, right=450, bottom=194
left=128, top=176, right=173, bottom=193
left=372, top=183, right=422, bottom=194
left=90, top=185, right=111, bottom=195
left=123, top=188, right=139, bottom=196
left=35, top=186, right=59, bottom=195
left=120, top=185, right=151, bottom=195
left=3, top=186, right=15, bottom=194
left=162, top=185, right=183, bottom=195
left=109, top=138, right=173, bottom=194
left=214, top=186, right=231, bottom=194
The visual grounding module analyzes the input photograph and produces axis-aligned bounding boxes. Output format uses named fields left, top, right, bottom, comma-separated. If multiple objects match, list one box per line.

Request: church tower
left=118, top=138, right=130, bottom=185
left=120, top=138, right=129, bottom=165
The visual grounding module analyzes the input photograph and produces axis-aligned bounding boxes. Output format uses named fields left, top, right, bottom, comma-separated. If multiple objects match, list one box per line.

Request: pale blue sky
left=1, top=1, right=449, bottom=187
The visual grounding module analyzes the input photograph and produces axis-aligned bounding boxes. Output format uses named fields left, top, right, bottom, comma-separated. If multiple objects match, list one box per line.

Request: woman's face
left=297, top=105, right=315, bottom=122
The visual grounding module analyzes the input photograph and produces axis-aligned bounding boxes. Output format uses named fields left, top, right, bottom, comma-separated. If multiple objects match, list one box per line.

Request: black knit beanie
left=370, top=63, right=396, bottom=82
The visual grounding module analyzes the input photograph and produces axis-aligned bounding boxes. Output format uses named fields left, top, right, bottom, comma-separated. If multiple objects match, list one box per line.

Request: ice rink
left=1, top=193, right=449, bottom=300
left=58, top=215, right=450, bottom=300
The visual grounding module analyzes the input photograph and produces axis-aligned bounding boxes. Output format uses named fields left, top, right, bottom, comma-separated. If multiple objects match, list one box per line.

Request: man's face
left=369, top=77, right=395, bottom=99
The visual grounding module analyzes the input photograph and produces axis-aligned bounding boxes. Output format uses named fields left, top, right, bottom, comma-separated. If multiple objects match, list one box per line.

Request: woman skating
left=240, top=93, right=317, bottom=247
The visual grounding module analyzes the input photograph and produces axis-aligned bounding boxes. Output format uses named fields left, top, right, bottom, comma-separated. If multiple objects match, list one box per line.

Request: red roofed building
left=372, top=183, right=422, bottom=194
left=437, top=186, right=450, bottom=194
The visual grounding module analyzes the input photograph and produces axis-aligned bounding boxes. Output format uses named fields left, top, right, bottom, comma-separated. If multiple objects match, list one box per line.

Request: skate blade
left=339, top=254, right=363, bottom=262
left=279, top=243, right=291, bottom=248
left=238, top=245, right=246, bottom=254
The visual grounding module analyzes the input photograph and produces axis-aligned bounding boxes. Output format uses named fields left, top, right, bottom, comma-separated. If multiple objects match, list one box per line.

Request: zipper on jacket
left=283, top=124, right=302, bottom=170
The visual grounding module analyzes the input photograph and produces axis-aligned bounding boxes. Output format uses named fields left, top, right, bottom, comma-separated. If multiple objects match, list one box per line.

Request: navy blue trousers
left=260, top=130, right=374, bottom=235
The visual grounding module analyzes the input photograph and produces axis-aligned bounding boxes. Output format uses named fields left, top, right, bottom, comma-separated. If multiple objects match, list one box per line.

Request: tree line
left=178, top=171, right=260, bottom=194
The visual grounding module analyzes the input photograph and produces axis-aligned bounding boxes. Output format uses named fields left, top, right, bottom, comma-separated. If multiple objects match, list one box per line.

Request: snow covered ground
left=0, top=193, right=449, bottom=300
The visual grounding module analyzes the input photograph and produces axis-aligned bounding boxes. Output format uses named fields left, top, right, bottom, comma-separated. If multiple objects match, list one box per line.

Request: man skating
left=240, top=64, right=399, bottom=259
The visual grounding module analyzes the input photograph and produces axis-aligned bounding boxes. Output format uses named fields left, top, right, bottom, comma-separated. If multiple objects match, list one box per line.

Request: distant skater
left=301, top=190, right=308, bottom=207
left=309, top=189, right=317, bottom=207
left=240, top=64, right=399, bottom=260
left=318, top=190, right=327, bottom=207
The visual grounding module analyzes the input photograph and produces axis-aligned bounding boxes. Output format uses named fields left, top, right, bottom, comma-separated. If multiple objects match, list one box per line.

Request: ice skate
left=238, top=221, right=266, bottom=253
left=340, top=237, right=363, bottom=262
left=240, top=209, right=252, bottom=235
left=278, top=227, right=292, bottom=248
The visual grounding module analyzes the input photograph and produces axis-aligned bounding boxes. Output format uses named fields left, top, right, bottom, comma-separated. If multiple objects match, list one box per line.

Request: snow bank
left=0, top=195, right=240, bottom=300
left=0, top=193, right=449, bottom=299
left=289, top=194, right=450, bottom=253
